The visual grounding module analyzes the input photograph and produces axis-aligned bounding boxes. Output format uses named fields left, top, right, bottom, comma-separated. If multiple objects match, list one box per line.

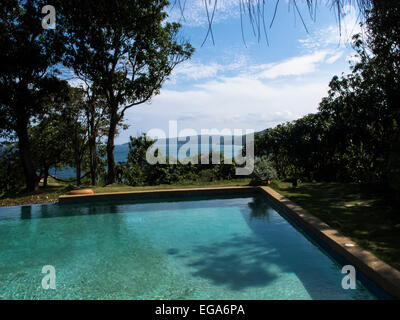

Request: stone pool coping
left=259, top=186, right=400, bottom=300
left=58, top=186, right=256, bottom=203
left=58, top=185, right=400, bottom=299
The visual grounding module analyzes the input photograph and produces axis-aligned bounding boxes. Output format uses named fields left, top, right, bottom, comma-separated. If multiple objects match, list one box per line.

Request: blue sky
left=116, top=1, right=363, bottom=144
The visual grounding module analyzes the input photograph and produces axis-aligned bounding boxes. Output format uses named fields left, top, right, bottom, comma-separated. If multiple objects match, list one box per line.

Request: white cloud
left=119, top=72, right=331, bottom=143
left=298, top=5, right=362, bottom=50
left=253, top=51, right=330, bottom=79
left=171, top=55, right=247, bottom=80
left=114, top=5, right=359, bottom=144
left=167, top=0, right=240, bottom=27
left=326, top=51, right=343, bottom=64
left=173, top=62, right=222, bottom=80
left=171, top=50, right=343, bottom=83
left=115, top=45, right=354, bottom=143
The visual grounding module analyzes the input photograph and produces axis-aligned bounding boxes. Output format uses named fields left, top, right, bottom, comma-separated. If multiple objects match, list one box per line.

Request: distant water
left=52, top=142, right=243, bottom=179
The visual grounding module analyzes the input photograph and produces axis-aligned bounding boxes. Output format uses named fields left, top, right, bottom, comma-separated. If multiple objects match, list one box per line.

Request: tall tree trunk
left=89, top=136, right=97, bottom=186
left=72, top=123, right=83, bottom=186
left=106, top=113, right=118, bottom=185
left=43, top=165, right=49, bottom=187
left=16, top=116, right=38, bottom=192
left=76, top=159, right=81, bottom=186
left=88, top=113, right=98, bottom=186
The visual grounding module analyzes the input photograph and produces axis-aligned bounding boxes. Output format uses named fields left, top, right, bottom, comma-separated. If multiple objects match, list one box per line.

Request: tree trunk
left=76, top=159, right=81, bottom=186
left=106, top=114, right=118, bottom=185
left=89, top=137, right=97, bottom=186
left=43, top=165, right=49, bottom=187
left=16, top=116, right=38, bottom=192
left=88, top=116, right=98, bottom=186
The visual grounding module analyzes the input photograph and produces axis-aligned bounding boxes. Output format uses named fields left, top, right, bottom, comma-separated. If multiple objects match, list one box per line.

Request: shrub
left=122, top=164, right=146, bottom=186
left=198, top=169, right=215, bottom=182
left=250, top=158, right=277, bottom=185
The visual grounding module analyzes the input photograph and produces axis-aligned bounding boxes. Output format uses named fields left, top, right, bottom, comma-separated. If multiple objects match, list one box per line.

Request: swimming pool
left=0, top=193, right=386, bottom=299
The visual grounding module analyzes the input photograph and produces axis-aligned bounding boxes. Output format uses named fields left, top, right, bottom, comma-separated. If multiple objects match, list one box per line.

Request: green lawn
left=270, top=181, right=400, bottom=270
left=1, top=178, right=399, bottom=271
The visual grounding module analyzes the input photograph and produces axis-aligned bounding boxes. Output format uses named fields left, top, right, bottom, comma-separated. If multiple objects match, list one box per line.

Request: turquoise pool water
left=0, top=194, right=380, bottom=299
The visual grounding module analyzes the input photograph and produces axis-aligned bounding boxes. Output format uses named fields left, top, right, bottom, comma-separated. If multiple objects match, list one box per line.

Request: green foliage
left=123, top=134, right=156, bottom=186
left=256, top=3, right=400, bottom=196
left=61, top=87, right=91, bottom=185
left=0, top=0, right=69, bottom=191
left=1, top=1, right=398, bottom=197
left=29, top=114, right=69, bottom=185
left=198, top=169, right=214, bottom=182
left=0, top=143, right=25, bottom=194
left=59, top=0, right=194, bottom=184
left=250, top=158, right=277, bottom=185
left=256, top=113, right=328, bottom=181
left=122, top=134, right=239, bottom=186
left=123, top=134, right=175, bottom=186
left=364, top=2, right=400, bottom=198
left=213, top=158, right=237, bottom=180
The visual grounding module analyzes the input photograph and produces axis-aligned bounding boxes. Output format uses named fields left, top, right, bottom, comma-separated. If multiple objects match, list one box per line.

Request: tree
left=60, top=0, right=194, bottom=185
left=0, top=0, right=67, bottom=191
left=123, top=134, right=163, bottom=186
left=317, top=1, right=400, bottom=187
left=29, top=114, right=68, bottom=187
left=254, top=4, right=399, bottom=187
left=364, top=1, right=400, bottom=196
left=82, top=86, right=108, bottom=186
left=123, top=133, right=184, bottom=186
left=61, top=87, right=89, bottom=186
left=0, top=141, right=25, bottom=194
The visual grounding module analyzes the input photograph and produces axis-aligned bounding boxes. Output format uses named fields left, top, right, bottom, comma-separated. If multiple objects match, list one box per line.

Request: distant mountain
left=48, top=135, right=248, bottom=178
left=156, top=135, right=246, bottom=145
left=115, top=135, right=245, bottom=163
left=114, top=143, right=130, bottom=163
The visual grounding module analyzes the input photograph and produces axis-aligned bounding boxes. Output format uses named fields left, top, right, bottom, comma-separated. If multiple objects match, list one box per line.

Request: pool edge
left=258, top=186, right=400, bottom=300
left=58, top=186, right=257, bottom=204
